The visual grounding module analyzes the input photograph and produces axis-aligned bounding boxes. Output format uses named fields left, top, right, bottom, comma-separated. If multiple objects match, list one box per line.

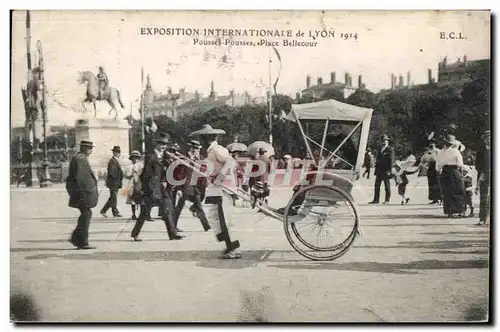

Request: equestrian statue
left=78, top=66, right=125, bottom=119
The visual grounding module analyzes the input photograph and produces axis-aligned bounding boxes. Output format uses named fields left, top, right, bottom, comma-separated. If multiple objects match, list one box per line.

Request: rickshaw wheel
left=283, top=184, right=359, bottom=261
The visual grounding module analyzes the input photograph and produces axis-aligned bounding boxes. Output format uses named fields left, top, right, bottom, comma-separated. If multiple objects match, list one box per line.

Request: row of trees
left=129, top=63, right=489, bottom=159
left=12, top=62, right=489, bottom=165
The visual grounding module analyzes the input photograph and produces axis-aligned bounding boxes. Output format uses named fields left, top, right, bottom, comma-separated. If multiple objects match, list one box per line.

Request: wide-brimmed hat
left=187, top=139, right=202, bottom=149
left=443, top=134, right=457, bottom=145
left=111, top=146, right=121, bottom=153
left=129, top=150, right=142, bottom=160
left=381, top=134, right=390, bottom=141
left=189, top=124, right=226, bottom=137
left=80, top=140, right=94, bottom=148
left=451, top=140, right=466, bottom=152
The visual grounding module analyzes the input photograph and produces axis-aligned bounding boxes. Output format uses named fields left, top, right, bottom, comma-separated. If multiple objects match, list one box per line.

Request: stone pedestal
left=74, top=118, right=130, bottom=177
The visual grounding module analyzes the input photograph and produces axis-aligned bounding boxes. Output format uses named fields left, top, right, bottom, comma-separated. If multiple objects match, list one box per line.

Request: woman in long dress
left=436, top=135, right=465, bottom=218
left=419, top=139, right=442, bottom=204
left=125, top=151, right=144, bottom=220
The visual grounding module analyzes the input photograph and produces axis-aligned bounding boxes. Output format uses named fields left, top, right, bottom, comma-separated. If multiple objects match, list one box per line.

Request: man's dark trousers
left=72, top=204, right=92, bottom=246
left=373, top=173, right=391, bottom=203
left=131, top=194, right=178, bottom=239
left=101, top=189, right=119, bottom=216
left=479, top=174, right=490, bottom=222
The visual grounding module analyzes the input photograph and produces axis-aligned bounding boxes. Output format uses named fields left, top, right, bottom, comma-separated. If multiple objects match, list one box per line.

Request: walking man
left=190, top=124, right=241, bottom=259
left=369, top=135, right=394, bottom=204
left=66, top=140, right=98, bottom=249
left=130, top=135, right=184, bottom=241
left=475, top=130, right=491, bottom=226
left=101, top=146, right=123, bottom=218
left=173, top=139, right=211, bottom=232
left=362, top=148, right=374, bottom=179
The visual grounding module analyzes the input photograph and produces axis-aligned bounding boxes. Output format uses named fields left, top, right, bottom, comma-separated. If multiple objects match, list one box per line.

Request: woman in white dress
left=125, top=151, right=144, bottom=220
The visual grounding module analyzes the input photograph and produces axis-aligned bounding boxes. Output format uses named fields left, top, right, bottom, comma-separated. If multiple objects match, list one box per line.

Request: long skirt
left=440, top=165, right=465, bottom=215
left=427, top=161, right=442, bottom=201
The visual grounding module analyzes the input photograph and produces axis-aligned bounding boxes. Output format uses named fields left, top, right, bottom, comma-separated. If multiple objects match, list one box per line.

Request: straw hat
left=79, top=140, right=94, bottom=148
left=129, top=150, right=142, bottom=160
left=189, top=124, right=226, bottom=137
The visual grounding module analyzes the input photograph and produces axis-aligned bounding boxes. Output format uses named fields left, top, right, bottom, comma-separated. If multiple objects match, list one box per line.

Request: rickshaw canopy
left=285, top=99, right=373, bottom=123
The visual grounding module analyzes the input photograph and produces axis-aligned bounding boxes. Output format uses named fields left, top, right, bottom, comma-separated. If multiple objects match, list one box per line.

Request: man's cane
left=116, top=217, right=133, bottom=240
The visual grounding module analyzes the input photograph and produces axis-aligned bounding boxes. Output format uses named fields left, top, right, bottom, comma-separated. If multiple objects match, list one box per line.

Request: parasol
left=227, top=142, right=248, bottom=153
left=247, top=141, right=275, bottom=157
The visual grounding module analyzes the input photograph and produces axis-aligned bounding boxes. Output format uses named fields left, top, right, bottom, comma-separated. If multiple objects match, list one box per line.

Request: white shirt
left=436, top=146, right=463, bottom=172
left=154, top=149, right=163, bottom=159
left=205, top=140, right=237, bottom=197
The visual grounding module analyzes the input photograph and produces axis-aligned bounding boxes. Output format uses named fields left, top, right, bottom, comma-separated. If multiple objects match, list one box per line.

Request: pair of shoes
left=77, top=244, right=96, bottom=250
left=175, top=228, right=184, bottom=233
left=100, top=212, right=107, bottom=218
left=383, top=201, right=389, bottom=204
left=170, top=233, right=186, bottom=240
left=68, top=239, right=95, bottom=250
left=220, top=249, right=242, bottom=259
left=368, top=201, right=379, bottom=204
left=114, top=214, right=123, bottom=218
left=132, top=236, right=142, bottom=242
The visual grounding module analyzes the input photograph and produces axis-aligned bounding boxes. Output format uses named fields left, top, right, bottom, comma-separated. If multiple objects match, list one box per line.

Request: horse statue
left=77, top=70, right=125, bottom=119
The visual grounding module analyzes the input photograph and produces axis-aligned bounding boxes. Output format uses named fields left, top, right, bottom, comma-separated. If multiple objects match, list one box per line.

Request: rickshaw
left=169, top=99, right=373, bottom=261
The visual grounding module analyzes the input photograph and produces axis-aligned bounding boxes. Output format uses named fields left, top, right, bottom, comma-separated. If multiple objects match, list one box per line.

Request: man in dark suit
left=100, top=146, right=123, bottom=217
left=475, top=130, right=491, bottom=226
left=66, top=140, right=98, bottom=249
left=130, top=135, right=184, bottom=241
left=369, top=135, right=395, bottom=204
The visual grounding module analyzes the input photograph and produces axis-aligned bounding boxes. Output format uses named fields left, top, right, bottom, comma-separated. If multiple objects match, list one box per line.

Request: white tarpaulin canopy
left=285, top=99, right=373, bottom=123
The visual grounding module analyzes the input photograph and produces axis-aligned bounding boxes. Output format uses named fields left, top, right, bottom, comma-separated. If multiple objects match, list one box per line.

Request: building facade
left=300, top=72, right=359, bottom=100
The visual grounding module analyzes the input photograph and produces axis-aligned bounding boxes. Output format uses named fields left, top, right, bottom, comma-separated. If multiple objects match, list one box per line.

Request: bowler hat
left=155, top=136, right=169, bottom=145
left=80, top=140, right=94, bottom=148
left=189, top=124, right=226, bottom=137
left=111, top=146, right=121, bottom=153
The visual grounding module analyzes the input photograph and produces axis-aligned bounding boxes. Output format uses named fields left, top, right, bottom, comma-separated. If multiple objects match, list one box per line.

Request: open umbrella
left=247, top=141, right=275, bottom=157
left=227, top=142, right=248, bottom=153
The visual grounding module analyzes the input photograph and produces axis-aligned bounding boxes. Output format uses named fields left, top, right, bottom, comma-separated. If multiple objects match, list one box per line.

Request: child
left=393, top=160, right=419, bottom=205
left=462, top=165, right=474, bottom=217
left=125, top=151, right=144, bottom=220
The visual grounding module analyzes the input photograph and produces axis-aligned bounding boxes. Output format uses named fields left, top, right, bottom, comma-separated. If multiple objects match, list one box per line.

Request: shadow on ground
left=22, top=250, right=272, bottom=270
left=354, top=239, right=489, bottom=250
left=268, top=259, right=489, bottom=275
left=463, top=299, right=489, bottom=321
left=10, top=292, right=40, bottom=322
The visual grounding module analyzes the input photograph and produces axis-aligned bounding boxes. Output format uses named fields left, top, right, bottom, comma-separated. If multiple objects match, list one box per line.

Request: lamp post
left=37, top=40, right=52, bottom=187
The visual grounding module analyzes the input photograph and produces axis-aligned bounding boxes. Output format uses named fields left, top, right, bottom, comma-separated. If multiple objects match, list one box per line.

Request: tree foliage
left=134, top=66, right=490, bottom=159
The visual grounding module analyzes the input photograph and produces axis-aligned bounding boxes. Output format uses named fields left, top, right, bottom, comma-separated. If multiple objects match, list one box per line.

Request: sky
left=11, top=10, right=490, bottom=127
